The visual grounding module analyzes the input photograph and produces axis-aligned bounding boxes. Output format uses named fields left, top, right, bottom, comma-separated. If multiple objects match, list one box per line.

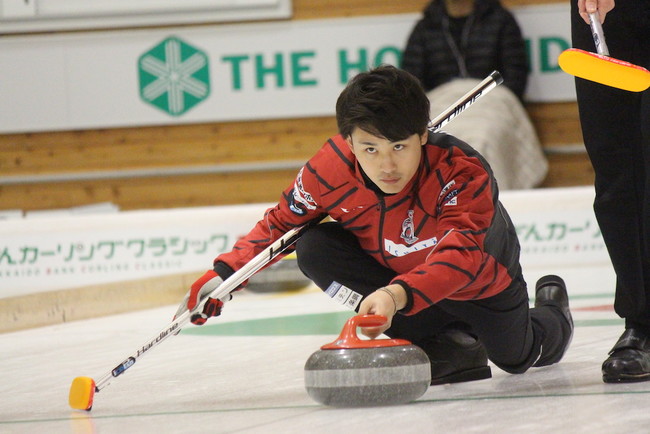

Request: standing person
left=571, top=0, right=650, bottom=383
left=175, top=65, right=573, bottom=386
left=401, top=0, right=546, bottom=192
left=402, top=0, right=528, bottom=101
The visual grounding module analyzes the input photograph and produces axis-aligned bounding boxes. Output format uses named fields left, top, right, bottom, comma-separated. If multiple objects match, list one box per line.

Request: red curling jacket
left=215, top=132, right=522, bottom=315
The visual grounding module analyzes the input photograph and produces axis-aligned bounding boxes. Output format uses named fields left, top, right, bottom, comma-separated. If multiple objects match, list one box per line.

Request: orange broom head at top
left=559, top=48, right=650, bottom=92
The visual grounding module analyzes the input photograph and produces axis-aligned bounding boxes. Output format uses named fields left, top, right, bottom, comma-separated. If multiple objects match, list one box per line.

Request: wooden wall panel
left=543, top=153, right=594, bottom=187
left=290, top=0, right=564, bottom=20
left=526, top=102, right=584, bottom=146
left=0, top=117, right=337, bottom=176
left=0, top=169, right=298, bottom=210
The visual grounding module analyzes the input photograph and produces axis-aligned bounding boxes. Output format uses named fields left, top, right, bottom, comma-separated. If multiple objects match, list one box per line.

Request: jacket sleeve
left=213, top=152, right=328, bottom=275
left=391, top=158, right=507, bottom=314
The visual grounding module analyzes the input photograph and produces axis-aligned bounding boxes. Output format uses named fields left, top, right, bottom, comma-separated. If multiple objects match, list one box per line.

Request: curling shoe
left=533, top=274, right=574, bottom=365
left=602, top=328, right=650, bottom=383
left=418, top=328, right=492, bottom=386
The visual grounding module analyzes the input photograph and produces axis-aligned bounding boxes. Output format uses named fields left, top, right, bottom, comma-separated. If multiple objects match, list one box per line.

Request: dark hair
left=336, top=65, right=430, bottom=142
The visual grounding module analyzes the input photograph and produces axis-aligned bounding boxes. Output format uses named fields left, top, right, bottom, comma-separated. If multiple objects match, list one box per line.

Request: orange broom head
left=69, top=376, right=96, bottom=411
left=559, top=48, right=650, bottom=92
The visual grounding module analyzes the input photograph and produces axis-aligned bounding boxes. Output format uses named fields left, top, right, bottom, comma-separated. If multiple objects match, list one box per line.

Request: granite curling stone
left=304, top=314, right=431, bottom=407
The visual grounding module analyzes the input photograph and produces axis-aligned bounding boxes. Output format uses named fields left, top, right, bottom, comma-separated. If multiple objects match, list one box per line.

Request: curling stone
left=304, top=314, right=431, bottom=407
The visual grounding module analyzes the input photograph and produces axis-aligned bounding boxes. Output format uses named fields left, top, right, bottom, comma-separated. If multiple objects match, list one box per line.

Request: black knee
left=295, top=222, right=395, bottom=294
left=295, top=223, right=334, bottom=283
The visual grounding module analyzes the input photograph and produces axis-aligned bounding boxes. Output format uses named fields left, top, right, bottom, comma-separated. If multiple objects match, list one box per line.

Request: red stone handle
left=320, top=314, right=412, bottom=349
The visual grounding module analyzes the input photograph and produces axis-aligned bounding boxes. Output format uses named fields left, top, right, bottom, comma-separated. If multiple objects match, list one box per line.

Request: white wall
left=0, top=4, right=574, bottom=134
left=0, top=186, right=608, bottom=299
left=0, top=0, right=292, bottom=33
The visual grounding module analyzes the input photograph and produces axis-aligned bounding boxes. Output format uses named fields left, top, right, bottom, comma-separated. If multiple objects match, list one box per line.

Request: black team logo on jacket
left=400, top=210, right=419, bottom=245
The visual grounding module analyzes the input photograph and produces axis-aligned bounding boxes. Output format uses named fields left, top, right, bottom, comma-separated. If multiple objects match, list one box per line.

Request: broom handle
left=93, top=225, right=305, bottom=392
left=428, top=70, right=503, bottom=133
left=589, top=12, right=610, bottom=56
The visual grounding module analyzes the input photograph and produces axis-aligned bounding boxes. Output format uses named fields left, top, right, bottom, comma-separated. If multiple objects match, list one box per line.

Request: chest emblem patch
left=400, top=210, right=419, bottom=245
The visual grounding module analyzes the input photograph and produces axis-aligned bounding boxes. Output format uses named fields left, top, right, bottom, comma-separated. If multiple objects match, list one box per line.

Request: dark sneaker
left=418, top=328, right=492, bottom=386
left=602, top=328, right=650, bottom=383
left=534, top=274, right=574, bottom=364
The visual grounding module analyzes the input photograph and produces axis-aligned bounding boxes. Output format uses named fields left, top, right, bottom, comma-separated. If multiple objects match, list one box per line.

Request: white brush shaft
left=91, top=225, right=304, bottom=393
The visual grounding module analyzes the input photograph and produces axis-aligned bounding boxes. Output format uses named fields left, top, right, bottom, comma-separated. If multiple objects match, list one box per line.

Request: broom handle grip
left=589, top=12, right=609, bottom=56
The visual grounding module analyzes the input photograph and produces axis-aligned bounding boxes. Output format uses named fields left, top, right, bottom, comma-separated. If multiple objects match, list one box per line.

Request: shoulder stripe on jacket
left=325, top=187, right=359, bottom=211
left=305, top=162, right=336, bottom=191
left=328, top=138, right=355, bottom=171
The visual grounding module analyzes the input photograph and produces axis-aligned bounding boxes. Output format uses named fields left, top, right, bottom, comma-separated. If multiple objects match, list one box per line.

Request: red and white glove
left=174, top=270, right=230, bottom=325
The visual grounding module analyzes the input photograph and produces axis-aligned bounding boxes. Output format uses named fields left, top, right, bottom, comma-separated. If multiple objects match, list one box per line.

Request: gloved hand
left=174, top=270, right=230, bottom=325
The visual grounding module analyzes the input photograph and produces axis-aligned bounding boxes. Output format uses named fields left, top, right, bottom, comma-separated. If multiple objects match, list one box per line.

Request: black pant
left=295, top=222, right=570, bottom=374
left=571, top=1, right=650, bottom=333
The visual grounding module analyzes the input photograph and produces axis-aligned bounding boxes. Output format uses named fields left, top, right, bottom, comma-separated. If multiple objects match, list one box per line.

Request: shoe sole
left=430, top=366, right=492, bottom=386
left=603, top=373, right=650, bottom=383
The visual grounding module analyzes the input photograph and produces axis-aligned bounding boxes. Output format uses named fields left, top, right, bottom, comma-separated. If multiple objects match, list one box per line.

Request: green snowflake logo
left=138, top=36, right=210, bottom=116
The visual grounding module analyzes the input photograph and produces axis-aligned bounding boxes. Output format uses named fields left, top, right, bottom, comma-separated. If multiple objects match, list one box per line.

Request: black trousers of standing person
left=295, top=222, right=570, bottom=374
left=571, top=1, right=650, bottom=334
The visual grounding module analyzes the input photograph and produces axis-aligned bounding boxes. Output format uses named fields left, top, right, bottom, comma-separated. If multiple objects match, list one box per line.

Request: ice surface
left=1, top=264, right=649, bottom=434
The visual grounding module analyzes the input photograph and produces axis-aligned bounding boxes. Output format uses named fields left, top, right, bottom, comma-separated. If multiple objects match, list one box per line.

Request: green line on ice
left=181, top=311, right=622, bottom=337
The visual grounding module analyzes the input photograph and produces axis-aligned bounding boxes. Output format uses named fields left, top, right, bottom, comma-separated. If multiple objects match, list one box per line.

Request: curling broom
left=558, top=12, right=650, bottom=92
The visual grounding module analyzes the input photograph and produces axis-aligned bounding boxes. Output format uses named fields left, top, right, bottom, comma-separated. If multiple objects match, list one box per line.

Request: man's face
left=346, top=128, right=427, bottom=194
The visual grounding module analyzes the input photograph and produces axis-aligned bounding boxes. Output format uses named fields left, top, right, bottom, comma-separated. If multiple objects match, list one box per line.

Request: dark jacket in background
left=402, top=0, right=528, bottom=100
